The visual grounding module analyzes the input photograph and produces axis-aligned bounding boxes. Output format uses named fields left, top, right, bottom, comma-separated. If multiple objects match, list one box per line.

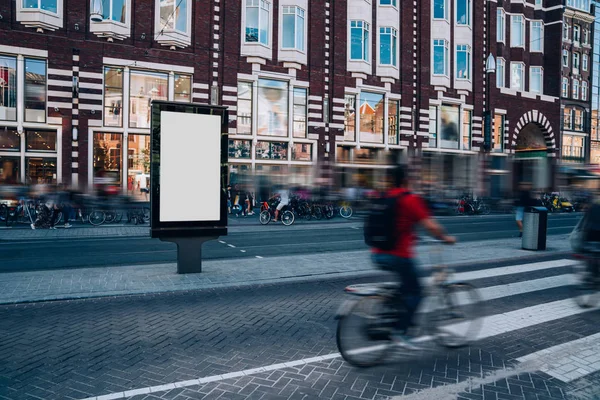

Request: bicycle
left=259, top=200, right=295, bottom=226
left=339, top=201, right=353, bottom=219
left=335, top=242, right=482, bottom=367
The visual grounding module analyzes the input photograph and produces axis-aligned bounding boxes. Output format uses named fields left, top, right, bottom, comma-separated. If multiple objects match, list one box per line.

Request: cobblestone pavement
left=1, top=256, right=599, bottom=400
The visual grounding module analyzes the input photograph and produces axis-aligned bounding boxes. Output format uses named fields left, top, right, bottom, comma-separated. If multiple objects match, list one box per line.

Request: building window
left=0, top=56, right=17, bottom=122
left=126, top=134, right=150, bottom=199
left=255, top=141, right=288, bottom=160
left=159, top=0, right=186, bottom=32
left=0, top=155, right=20, bottom=184
left=246, top=0, right=270, bottom=45
left=24, top=58, right=46, bottom=123
left=100, top=0, right=125, bottom=23
left=344, top=94, right=356, bottom=142
left=496, top=58, right=505, bottom=88
left=440, top=104, right=460, bottom=149
left=530, top=67, right=543, bottom=94
left=562, top=135, right=584, bottom=161
left=379, top=27, right=398, bottom=67
left=26, top=157, right=56, bottom=185
left=566, top=0, right=590, bottom=12
left=282, top=6, right=305, bottom=51
left=103, top=67, right=123, bottom=127
left=563, top=23, right=569, bottom=40
left=511, top=15, right=525, bottom=48
left=380, top=0, right=397, bottom=6
left=257, top=79, right=288, bottom=137
left=429, top=106, right=437, bottom=148
left=462, top=109, right=472, bottom=150
left=510, top=62, right=524, bottom=91
left=530, top=21, right=543, bottom=52
left=456, top=0, right=470, bottom=25
left=433, top=39, right=449, bottom=76
left=493, top=114, right=504, bottom=152
left=0, top=128, right=20, bottom=151
left=388, top=100, right=399, bottom=145
left=535, top=0, right=542, bottom=6
left=563, top=108, right=573, bottom=130
left=23, top=0, right=57, bottom=13
left=228, top=139, right=252, bottom=159
left=574, top=24, right=581, bottom=43
left=582, top=81, right=588, bottom=101
left=94, top=133, right=122, bottom=188
left=563, top=50, right=569, bottom=67
left=573, top=79, right=580, bottom=99
left=562, top=77, right=569, bottom=97
left=583, top=29, right=590, bottom=45
left=129, top=70, right=168, bottom=129
left=497, top=9, right=505, bottom=43
left=292, top=87, right=307, bottom=138
left=359, top=92, right=384, bottom=144
left=237, top=82, right=252, bottom=135
left=350, top=21, right=369, bottom=62
left=174, top=74, right=191, bottom=102
left=433, top=0, right=448, bottom=20
left=456, top=45, right=471, bottom=80
left=583, top=54, right=588, bottom=71
left=574, top=108, right=584, bottom=131
left=573, top=53, right=580, bottom=73
left=26, top=129, right=56, bottom=152
left=291, top=143, right=312, bottom=161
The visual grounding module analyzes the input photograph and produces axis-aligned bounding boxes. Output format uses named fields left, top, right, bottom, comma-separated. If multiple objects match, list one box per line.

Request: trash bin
left=522, top=206, right=548, bottom=250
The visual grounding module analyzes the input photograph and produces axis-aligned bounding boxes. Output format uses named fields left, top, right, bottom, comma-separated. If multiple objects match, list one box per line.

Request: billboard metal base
left=160, top=236, right=219, bottom=274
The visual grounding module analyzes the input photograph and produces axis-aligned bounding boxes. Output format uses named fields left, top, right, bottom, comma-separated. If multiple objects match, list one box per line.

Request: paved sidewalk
left=0, top=235, right=572, bottom=305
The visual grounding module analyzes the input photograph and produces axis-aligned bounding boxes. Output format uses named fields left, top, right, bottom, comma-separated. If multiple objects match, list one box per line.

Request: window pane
left=93, top=133, right=122, bottom=189
left=41, top=0, right=57, bottom=13
left=344, top=94, right=356, bottom=141
left=351, top=25, right=362, bottom=60
left=257, top=79, right=288, bottom=137
left=174, top=74, right=191, bottom=102
left=511, top=64, right=523, bottom=90
left=246, top=5, right=258, bottom=42
left=511, top=16, right=523, bottom=46
left=434, top=0, right=445, bottom=19
left=26, top=129, right=56, bottom=152
left=129, top=70, right=168, bottom=129
left=175, top=0, right=187, bottom=32
left=462, top=110, right=471, bottom=150
left=0, top=156, right=20, bottom=184
left=292, top=87, right=307, bottom=138
left=440, top=105, right=460, bottom=149
left=292, top=143, right=312, bottom=161
left=297, top=13, right=305, bottom=51
left=0, top=128, right=20, bottom=151
left=255, top=141, right=288, bottom=160
left=228, top=139, right=252, bottom=159
left=127, top=134, right=150, bottom=200
left=493, top=114, right=504, bottom=152
left=23, top=0, right=38, bottom=9
left=433, top=41, right=446, bottom=75
left=496, top=61, right=504, bottom=87
left=380, top=31, right=391, bottom=65
left=259, top=6, right=269, bottom=45
left=359, top=92, right=384, bottom=144
left=26, top=157, right=56, bottom=185
left=388, top=100, right=399, bottom=145
left=496, top=10, right=504, bottom=41
left=24, top=58, right=46, bottom=123
left=237, top=82, right=252, bottom=135
left=159, top=0, right=174, bottom=29
left=531, top=23, right=542, bottom=51
left=282, top=13, right=295, bottom=48
left=456, top=46, right=469, bottom=79
left=112, top=0, right=125, bottom=23
left=457, top=0, right=468, bottom=24
left=0, top=56, right=17, bottom=121
left=429, top=106, right=438, bottom=147
left=104, top=67, right=123, bottom=127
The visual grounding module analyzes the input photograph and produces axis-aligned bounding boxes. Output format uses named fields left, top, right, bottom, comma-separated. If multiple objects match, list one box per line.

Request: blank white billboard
left=159, top=111, right=222, bottom=222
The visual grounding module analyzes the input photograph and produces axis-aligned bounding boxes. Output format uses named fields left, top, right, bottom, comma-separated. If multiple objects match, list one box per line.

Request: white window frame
left=455, top=44, right=471, bottom=81
left=16, top=0, right=64, bottom=31
left=496, top=58, right=505, bottom=88
left=349, top=20, right=370, bottom=63
left=573, top=24, right=581, bottom=44
left=529, top=67, right=543, bottom=94
left=563, top=23, right=570, bottom=41
left=562, top=77, right=569, bottom=97
left=241, top=0, right=273, bottom=59
left=432, top=39, right=449, bottom=77
left=456, top=0, right=471, bottom=26
left=573, top=78, right=580, bottom=99
left=154, top=0, right=192, bottom=48
left=573, top=52, right=580, bottom=74
left=530, top=21, right=544, bottom=53
left=281, top=6, right=306, bottom=52
left=379, top=0, right=397, bottom=6
left=497, top=9, right=506, bottom=43
left=244, top=0, right=271, bottom=46
left=379, top=27, right=398, bottom=68
left=563, top=49, right=569, bottom=67
left=582, top=80, right=588, bottom=101
left=583, top=29, right=590, bottom=45
left=433, top=0, right=449, bottom=21
left=510, top=15, right=525, bottom=48
left=583, top=54, right=588, bottom=71
left=510, top=62, right=525, bottom=91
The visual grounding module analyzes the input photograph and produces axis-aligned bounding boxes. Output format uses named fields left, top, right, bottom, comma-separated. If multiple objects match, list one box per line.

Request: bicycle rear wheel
left=570, top=259, right=600, bottom=308
left=259, top=210, right=271, bottom=225
left=426, top=282, right=482, bottom=348
left=340, top=206, right=353, bottom=219
left=336, top=296, right=392, bottom=368
left=89, top=210, right=106, bottom=226
left=281, top=210, right=295, bottom=226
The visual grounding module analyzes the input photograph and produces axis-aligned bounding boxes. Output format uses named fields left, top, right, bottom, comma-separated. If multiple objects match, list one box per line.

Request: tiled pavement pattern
left=1, top=257, right=600, bottom=400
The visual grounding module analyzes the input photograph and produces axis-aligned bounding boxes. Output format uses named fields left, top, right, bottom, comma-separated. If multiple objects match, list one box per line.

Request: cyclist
left=273, top=186, right=290, bottom=222
left=371, top=165, right=456, bottom=349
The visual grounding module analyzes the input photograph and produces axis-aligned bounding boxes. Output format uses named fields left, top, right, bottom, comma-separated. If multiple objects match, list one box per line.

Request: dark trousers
left=371, top=253, right=423, bottom=332
left=50, top=205, right=71, bottom=226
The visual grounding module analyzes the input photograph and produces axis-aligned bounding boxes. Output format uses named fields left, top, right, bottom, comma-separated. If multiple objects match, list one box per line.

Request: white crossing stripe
left=449, top=259, right=578, bottom=283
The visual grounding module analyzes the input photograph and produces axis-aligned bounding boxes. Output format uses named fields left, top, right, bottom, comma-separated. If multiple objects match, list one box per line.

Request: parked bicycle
left=455, top=195, right=490, bottom=215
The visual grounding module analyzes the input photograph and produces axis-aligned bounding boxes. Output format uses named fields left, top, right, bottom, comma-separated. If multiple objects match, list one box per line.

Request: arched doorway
left=514, top=122, right=551, bottom=190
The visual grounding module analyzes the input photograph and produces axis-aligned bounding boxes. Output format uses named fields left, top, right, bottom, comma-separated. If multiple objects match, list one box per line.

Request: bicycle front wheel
left=89, top=210, right=106, bottom=226
left=426, top=282, right=482, bottom=348
left=259, top=210, right=271, bottom=225
left=336, top=296, right=393, bottom=368
left=340, top=206, right=353, bottom=219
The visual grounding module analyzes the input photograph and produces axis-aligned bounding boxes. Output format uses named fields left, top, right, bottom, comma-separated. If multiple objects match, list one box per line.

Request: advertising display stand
left=150, top=101, right=228, bottom=273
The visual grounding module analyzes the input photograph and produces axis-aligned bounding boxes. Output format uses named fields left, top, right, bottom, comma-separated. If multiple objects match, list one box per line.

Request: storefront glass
left=344, top=94, right=356, bottom=142
left=293, top=88, right=307, bottom=138
left=257, top=79, right=288, bottom=137
left=24, top=58, right=46, bottom=123
left=388, top=100, right=399, bottom=145
left=127, top=134, right=150, bottom=199
left=228, top=163, right=251, bottom=185
left=462, top=109, right=472, bottom=150
left=429, top=106, right=438, bottom=147
left=336, top=146, right=351, bottom=163
left=104, top=67, right=123, bottom=127
left=291, top=143, right=312, bottom=161
left=174, top=74, right=191, bottom=102
left=26, top=157, right=56, bottom=185
left=228, top=139, right=252, bottom=159
left=354, top=148, right=381, bottom=164
left=93, top=133, right=122, bottom=187
left=26, top=129, right=56, bottom=152
left=0, top=55, right=17, bottom=121
left=0, top=128, right=20, bottom=151
left=129, top=70, right=168, bottom=128
left=255, top=141, right=288, bottom=160
left=237, top=82, right=252, bottom=135
left=440, top=104, right=460, bottom=149
left=359, top=92, right=384, bottom=144
left=0, top=156, right=20, bottom=184
left=493, top=114, right=504, bottom=152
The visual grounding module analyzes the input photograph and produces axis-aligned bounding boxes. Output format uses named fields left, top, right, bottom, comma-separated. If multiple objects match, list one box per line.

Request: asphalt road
left=0, top=213, right=581, bottom=273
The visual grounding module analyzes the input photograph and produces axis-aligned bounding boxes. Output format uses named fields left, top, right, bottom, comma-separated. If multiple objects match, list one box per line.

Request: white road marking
left=218, top=240, right=226, bottom=244
left=255, top=256, right=263, bottom=259
left=240, top=250, right=246, bottom=253
left=227, top=244, right=236, bottom=248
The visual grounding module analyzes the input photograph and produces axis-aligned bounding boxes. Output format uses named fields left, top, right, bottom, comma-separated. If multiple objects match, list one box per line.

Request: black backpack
left=364, top=192, right=409, bottom=250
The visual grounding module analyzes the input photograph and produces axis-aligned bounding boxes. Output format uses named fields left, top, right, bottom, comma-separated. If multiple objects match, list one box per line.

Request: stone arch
left=510, top=111, right=556, bottom=155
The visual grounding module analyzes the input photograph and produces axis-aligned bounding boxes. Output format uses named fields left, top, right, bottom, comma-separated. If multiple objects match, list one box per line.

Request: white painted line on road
left=240, top=250, right=246, bottom=253
left=255, top=256, right=263, bottom=259
left=227, top=244, right=236, bottom=248
left=450, top=259, right=577, bottom=282
left=218, top=240, right=226, bottom=244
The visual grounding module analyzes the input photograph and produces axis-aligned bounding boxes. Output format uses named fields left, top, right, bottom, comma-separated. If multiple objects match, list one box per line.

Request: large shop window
left=531, top=21, right=543, bottom=52
left=462, top=110, right=472, bottom=150
left=562, top=135, right=584, bottom=161
left=237, top=82, right=252, bottom=135
left=93, top=133, right=122, bottom=188
left=359, top=92, right=384, bottom=144
left=511, top=15, right=525, bottom=48
left=26, top=157, right=56, bottom=185
left=228, top=139, right=252, bottom=159
left=0, top=56, right=17, bottom=121
left=456, top=45, right=471, bottom=80
left=0, top=156, right=20, bottom=184
left=282, top=6, right=305, bottom=51
left=246, top=0, right=270, bottom=45
left=456, top=0, right=470, bottom=25
left=257, top=79, right=288, bottom=137
left=174, top=74, right=191, bottom=102
left=255, top=141, right=288, bottom=160
left=292, top=88, right=307, bottom=138
left=23, top=0, right=57, bottom=13
left=127, top=134, right=150, bottom=199
left=433, top=39, right=449, bottom=76
left=159, top=0, right=186, bottom=32
left=104, top=67, right=123, bottom=127
left=433, top=0, right=448, bottom=20
left=129, top=70, right=168, bottom=129
left=350, top=21, right=370, bottom=62
left=493, top=114, right=504, bottom=152
left=291, top=143, right=312, bottom=161
left=26, top=129, right=56, bottom=152
left=24, top=58, right=46, bottom=123
left=496, top=58, right=505, bottom=88
left=388, top=100, right=399, bottom=145
left=497, top=9, right=505, bottom=43
left=440, top=104, right=460, bottom=149
left=344, top=94, right=356, bottom=142
left=379, top=27, right=398, bottom=67
left=100, top=0, right=125, bottom=23
left=0, top=128, right=20, bottom=151
left=429, top=106, right=438, bottom=148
